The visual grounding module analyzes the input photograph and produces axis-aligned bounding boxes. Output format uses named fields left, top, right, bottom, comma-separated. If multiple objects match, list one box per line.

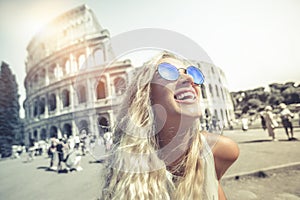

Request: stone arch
left=39, top=97, right=45, bottom=115
left=40, top=128, right=47, bottom=140
left=48, top=93, right=57, bottom=111
left=77, top=85, right=87, bottom=103
left=114, top=77, right=126, bottom=95
left=63, top=123, right=72, bottom=138
left=33, top=130, right=38, bottom=140
left=98, top=116, right=109, bottom=135
left=96, top=81, right=106, bottom=99
left=78, top=119, right=89, bottom=133
left=34, top=99, right=39, bottom=117
left=62, top=89, right=70, bottom=107
left=49, top=126, right=58, bottom=138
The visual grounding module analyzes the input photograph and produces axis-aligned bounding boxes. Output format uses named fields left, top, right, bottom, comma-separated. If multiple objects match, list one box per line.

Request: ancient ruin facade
left=23, top=5, right=133, bottom=144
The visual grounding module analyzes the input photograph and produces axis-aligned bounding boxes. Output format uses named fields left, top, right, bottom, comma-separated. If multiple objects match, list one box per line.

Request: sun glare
left=24, top=2, right=68, bottom=38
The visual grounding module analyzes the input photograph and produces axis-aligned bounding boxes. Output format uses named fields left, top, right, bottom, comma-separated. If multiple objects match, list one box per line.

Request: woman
left=263, top=106, right=278, bottom=141
left=101, top=52, right=239, bottom=200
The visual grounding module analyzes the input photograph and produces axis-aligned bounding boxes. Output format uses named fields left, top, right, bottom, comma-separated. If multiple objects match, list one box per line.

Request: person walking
left=279, top=103, right=295, bottom=140
left=263, top=106, right=278, bottom=141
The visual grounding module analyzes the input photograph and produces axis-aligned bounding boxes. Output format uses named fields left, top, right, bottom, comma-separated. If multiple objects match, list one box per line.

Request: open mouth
left=174, top=90, right=196, bottom=103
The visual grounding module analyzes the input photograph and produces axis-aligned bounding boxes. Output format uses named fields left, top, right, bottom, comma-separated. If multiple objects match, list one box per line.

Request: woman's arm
left=212, top=135, right=239, bottom=180
left=207, top=133, right=239, bottom=199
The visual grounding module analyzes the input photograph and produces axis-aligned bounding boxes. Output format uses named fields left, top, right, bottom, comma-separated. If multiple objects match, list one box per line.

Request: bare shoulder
left=211, top=134, right=239, bottom=162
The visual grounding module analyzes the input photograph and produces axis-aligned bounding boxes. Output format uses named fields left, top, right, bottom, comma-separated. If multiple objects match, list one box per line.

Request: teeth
left=176, top=91, right=195, bottom=100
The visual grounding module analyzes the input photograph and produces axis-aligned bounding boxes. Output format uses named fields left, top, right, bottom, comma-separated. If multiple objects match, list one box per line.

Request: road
left=0, top=127, right=299, bottom=200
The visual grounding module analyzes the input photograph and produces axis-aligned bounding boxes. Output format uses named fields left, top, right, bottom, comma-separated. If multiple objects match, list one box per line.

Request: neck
left=156, top=116, right=196, bottom=166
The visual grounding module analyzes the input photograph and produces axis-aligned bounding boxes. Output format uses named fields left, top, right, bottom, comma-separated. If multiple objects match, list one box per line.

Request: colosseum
left=23, top=5, right=235, bottom=145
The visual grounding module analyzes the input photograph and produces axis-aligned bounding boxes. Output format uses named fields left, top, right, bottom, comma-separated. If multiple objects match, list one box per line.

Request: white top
left=166, top=134, right=219, bottom=199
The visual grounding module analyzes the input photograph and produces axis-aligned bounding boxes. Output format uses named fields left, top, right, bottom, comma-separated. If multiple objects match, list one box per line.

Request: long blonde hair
left=101, top=51, right=204, bottom=200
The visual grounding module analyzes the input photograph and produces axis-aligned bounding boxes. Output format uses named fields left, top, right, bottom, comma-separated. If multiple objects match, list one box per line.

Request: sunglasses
left=157, top=62, right=205, bottom=85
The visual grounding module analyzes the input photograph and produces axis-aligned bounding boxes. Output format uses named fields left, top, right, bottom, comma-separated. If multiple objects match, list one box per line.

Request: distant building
left=194, top=61, right=235, bottom=130
left=23, top=5, right=133, bottom=144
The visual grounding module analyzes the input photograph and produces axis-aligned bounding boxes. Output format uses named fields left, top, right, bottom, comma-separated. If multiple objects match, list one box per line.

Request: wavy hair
left=100, top=51, right=204, bottom=200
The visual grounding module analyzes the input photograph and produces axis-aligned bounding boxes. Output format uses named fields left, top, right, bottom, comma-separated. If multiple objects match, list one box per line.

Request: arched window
left=114, top=77, right=126, bottom=95
left=94, top=49, right=104, bottom=66
left=33, top=100, right=38, bottom=117
left=63, top=123, right=72, bottom=138
left=49, top=93, right=57, bottom=111
left=209, top=84, right=214, bottom=97
left=98, top=117, right=109, bottom=135
left=62, top=89, right=70, bottom=107
left=39, top=98, right=45, bottom=115
left=49, top=126, right=58, bottom=138
left=201, top=84, right=207, bottom=99
left=96, top=81, right=106, bottom=99
left=78, top=120, right=89, bottom=133
left=33, top=130, right=38, bottom=140
left=40, top=129, right=47, bottom=140
left=77, top=85, right=87, bottom=103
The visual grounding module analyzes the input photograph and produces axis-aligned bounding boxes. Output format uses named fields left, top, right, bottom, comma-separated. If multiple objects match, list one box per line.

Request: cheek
left=151, top=84, right=175, bottom=104
left=195, top=86, right=201, bottom=98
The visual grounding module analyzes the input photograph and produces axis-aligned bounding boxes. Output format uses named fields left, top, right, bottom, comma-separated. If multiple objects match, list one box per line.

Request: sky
left=1, top=0, right=300, bottom=117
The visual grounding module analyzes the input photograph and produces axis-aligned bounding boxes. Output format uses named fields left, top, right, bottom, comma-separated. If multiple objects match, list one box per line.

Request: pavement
left=221, top=127, right=300, bottom=200
left=0, top=127, right=299, bottom=200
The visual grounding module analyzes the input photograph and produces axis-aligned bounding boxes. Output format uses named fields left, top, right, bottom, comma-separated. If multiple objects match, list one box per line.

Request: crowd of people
left=10, top=130, right=113, bottom=174
left=47, top=131, right=114, bottom=173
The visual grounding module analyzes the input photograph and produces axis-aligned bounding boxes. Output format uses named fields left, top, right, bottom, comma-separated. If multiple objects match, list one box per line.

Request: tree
left=231, top=81, right=300, bottom=118
left=0, top=62, right=20, bottom=157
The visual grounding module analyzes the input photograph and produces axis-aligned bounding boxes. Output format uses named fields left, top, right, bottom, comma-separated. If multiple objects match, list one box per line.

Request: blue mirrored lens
left=187, top=66, right=205, bottom=85
left=158, top=63, right=179, bottom=81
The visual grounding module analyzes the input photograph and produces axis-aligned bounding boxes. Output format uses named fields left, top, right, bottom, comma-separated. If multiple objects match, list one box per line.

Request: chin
left=176, top=103, right=201, bottom=119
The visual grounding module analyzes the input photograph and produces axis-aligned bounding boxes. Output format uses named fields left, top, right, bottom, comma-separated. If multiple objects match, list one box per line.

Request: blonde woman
left=101, top=52, right=239, bottom=200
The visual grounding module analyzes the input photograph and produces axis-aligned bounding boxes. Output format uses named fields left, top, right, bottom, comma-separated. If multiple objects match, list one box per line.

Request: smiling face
left=151, top=57, right=202, bottom=123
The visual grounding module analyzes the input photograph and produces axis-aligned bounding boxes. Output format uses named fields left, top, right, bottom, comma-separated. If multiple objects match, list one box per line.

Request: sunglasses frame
left=157, top=62, right=205, bottom=85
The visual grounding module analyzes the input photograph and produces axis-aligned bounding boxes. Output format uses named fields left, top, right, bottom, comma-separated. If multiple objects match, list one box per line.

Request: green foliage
left=0, top=62, right=20, bottom=158
left=231, top=82, right=300, bottom=117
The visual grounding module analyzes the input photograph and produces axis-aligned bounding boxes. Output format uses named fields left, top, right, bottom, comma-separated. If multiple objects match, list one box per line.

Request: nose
left=178, top=69, right=194, bottom=85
